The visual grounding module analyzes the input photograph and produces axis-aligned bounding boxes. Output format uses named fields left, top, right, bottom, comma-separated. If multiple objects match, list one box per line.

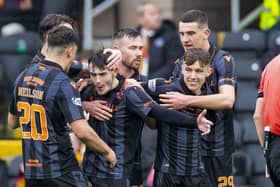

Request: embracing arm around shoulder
left=159, top=84, right=235, bottom=110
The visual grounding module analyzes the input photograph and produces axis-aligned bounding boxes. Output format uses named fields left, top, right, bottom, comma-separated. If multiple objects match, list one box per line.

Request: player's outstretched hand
left=104, top=48, right=122, bottom=70
left=104, top=149, right=117, bottom=168
left=197, top=109, right=213, bottom=135
left=82, top=101, right=112, bottom=121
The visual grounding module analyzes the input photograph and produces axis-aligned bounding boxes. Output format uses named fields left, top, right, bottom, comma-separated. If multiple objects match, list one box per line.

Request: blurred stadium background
left=0, top=0, right=277, bottom=186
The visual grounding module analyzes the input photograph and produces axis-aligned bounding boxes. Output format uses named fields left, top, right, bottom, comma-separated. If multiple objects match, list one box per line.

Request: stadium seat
left=267, top=30, right=280, bottom=49
left=211, top=30, right=265, bottom=81
left=232, top=150, right=253, bottom=185
left=236, top=113, right=259, bottom=144
left=235, top=82, right=258, bottom=112
left=221, top=30, right=266, bottom=52
left=242, top=144, right=266, bottom=176
left=0, top=31, right=41, bottom=94
left=233, top=119, right=244, bottom=148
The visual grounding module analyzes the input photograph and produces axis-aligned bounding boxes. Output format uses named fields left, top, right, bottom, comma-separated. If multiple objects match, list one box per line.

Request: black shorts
left=129, top=162, right=144, bottom=186
left=25, top=171, right=88, bottom=187
left=265, top=133, right=280, bottom=186
left=202, top=156, right=234, bottom=187
left=87, top=176, right=130, bottom=187
left=153, top=171, right=212, bottom=187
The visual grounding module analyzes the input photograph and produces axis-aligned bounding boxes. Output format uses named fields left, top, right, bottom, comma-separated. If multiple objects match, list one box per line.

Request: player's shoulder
left=213, top=49, right=234, bottom=64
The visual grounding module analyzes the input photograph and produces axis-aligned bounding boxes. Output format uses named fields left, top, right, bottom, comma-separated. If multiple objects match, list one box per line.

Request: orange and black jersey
left=81, top=76, right=200, bottom=179
left=172, top=44, right=237, bottom=157
left=32, top=51, right=83, bottom=78
left=81, top=76, right=152, bottom=179
left=9, top=60, right=84, bottom=179
left=144, top=78, right=216, bottom=176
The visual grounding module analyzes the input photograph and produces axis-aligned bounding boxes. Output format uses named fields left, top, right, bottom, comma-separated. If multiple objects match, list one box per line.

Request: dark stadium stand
left=0, top=31, right=41, bottom=93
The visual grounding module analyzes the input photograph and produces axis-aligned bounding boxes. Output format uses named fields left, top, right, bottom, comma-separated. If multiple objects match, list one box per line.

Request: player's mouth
left=184, top=44, right=192, bottom=49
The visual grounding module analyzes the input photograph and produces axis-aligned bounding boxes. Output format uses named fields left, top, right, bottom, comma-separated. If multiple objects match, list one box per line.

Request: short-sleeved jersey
left=145, top=78, right=213, bottom=176
left=81, top=76, right=155, bottom=179
left=9, top=60, right=85, bottom=179
left=258, top=54, right=280, bottom=135
left=172, top=45, right=237, bottom=157
left=32, top=51, right=83, bottom=78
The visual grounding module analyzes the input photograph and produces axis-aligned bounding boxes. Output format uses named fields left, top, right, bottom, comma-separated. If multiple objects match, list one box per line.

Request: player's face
left=119, top=36, right=143, bottom=70
left=140, top=4, right=162, bottom=30
left=90, top=66, right=116, bottom=95
left=178, top=21, right=210, bottom=52
left=182, top=60, right=211, bottom=95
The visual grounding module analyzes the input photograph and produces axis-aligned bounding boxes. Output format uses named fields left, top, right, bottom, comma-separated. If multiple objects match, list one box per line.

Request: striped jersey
left=81, top=76, right=154, bottom=179
left=32, top=51, right=83, bottom=78
left=145, top=78, right=213, bottom=176
left=9, top=60, right=85, bottom=179
left=172, top=44, right=237, bottom=157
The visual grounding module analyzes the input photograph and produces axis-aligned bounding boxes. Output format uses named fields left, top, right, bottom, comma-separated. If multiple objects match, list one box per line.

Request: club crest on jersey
left=71, top=97, right=81, bottom=106
left=115, top=90, right=124, bottom=100
left=223, top=55, right=231, bottom=62
left=70, top=81, right=77, bottom=89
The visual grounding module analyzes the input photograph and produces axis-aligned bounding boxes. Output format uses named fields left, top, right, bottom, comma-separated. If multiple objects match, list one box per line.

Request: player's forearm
left=80, top=126, right=111, bottom=155
left=186, top=94, right=234, bottom=110
left=72, top=120, right=111, bottom=156
left=7, top=112, right=19, bottom=129
left=253, top=98, right=265, bottom=146
left=254, top=116, right=264, bottom=146
left=149, top=104, right=197, bottom=127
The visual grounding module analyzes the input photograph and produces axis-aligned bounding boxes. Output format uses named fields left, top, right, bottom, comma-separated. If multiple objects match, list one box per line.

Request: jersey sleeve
left=80, top=85, right=94, bottom=101
left=125, top=86, right=156, bottom=119
left=257, top=68, right=267, bottom=98
left=215, top=53, right=237, bottom=88
left=68, top=60, right=83, bottom=78
left=57, top=80, right=85, bottom=123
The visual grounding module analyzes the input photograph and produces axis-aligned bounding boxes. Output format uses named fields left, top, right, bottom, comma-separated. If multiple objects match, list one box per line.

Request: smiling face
left=119, top=35, right=143, bottom=70
left=90, top=65, right=117, bottom=95
left=178, top=21, right=210, bottom=52
left=182, top=60, right=211, bottom=95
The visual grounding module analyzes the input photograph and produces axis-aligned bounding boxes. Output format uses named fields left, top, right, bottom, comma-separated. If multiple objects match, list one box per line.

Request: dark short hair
left=47, top=26, right=79, bottom=48
left=180, top=9, right=208, bottom=28
left=184, top=48, right=210, bottom=67
left=113, top=28, right=141, bottom=40
left=88, top=50, right=112, bottom=70
left=39, top=14, right=77, bottom=42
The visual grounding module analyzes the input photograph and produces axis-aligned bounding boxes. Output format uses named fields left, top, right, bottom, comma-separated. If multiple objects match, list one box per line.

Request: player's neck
left=111, top=78, right=119, bottom=91
left=118, top=64, right=135, bottom=78
left=203, top=41, right=211, bottom=52
left=45, top=55, right=69, bottom=72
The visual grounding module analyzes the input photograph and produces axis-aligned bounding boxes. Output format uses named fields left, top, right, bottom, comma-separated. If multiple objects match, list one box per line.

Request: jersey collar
left=40, top=60, right=64, bottom=71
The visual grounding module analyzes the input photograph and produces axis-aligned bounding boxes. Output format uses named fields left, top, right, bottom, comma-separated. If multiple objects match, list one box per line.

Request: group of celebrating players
left=7, top=4, right=236, bottom=187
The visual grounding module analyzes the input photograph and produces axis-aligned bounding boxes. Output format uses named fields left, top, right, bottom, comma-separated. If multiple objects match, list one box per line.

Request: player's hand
left=104, top=149, right=117, bottom=168
left=124, top=79, right=143, bottom=89
left=82, top=101, right=112, bottom=121
left=159, top=91, right=189, bottom=109
left=77, top=78, right=92, bottom=92
left=265, top=164, right=270, bottom=178
left=197, top=109, right=213, bottom=135
left=104, top=48, right=122, bottom=70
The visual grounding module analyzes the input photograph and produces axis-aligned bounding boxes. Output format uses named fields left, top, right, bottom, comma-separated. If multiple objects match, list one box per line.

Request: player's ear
left=206, top=66, right=212, bottom=76
left=112, top=68, right=119, bottom=76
